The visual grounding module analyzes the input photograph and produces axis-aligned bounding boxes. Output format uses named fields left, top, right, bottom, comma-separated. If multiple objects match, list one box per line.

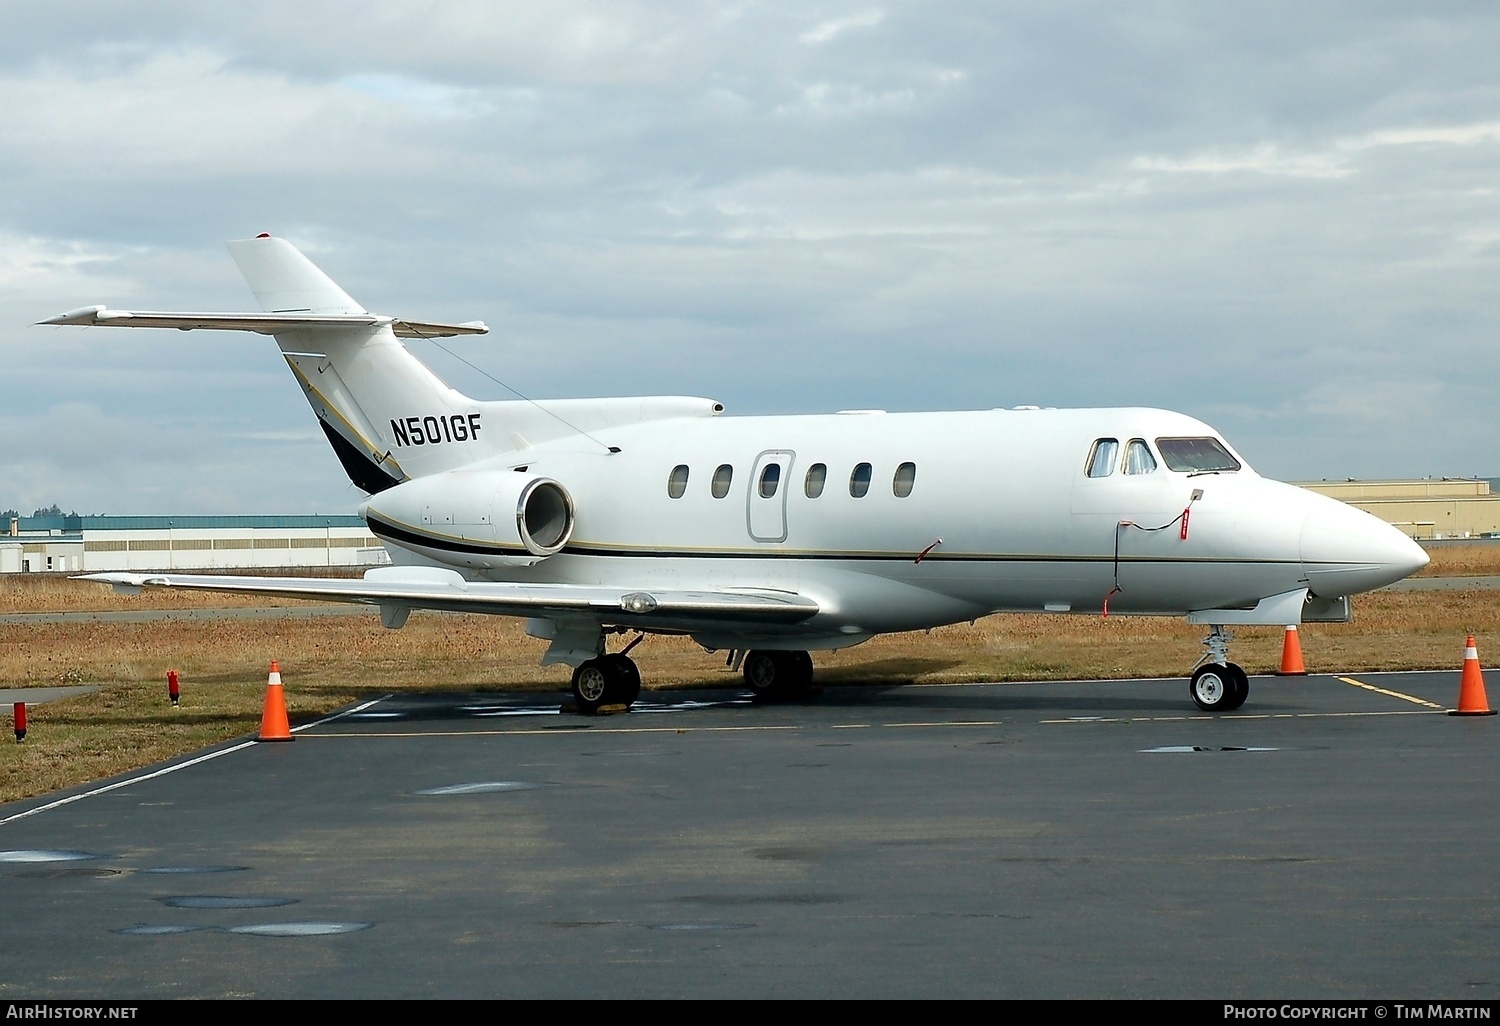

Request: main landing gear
left=1190, top=625, right=1249, bottom=712
left=570, top=653, right=642, bottom=714
left=741, top=650, right=815, bottom=698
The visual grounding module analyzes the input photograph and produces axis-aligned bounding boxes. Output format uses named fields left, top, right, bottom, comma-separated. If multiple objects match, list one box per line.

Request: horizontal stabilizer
left=38, top=306, right=488, bottom=338
left=76, top=572, right=820, bottom=626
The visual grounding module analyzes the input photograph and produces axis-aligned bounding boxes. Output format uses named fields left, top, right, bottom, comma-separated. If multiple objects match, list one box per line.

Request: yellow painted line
left=301, top=703, right=1447, bottom=740
left=300, top=719, right=1009, bottom=739
left=304, top=723, right=805, bottom=738
left=1336, top=675, right=1447, bottom=710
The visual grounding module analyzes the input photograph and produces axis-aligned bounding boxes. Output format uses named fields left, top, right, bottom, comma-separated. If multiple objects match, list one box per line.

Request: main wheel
left=1223, top=663, right=1250, bottom=711
left=743, top=650, right=782, bottom=695
left=601, top=654, right=641, bottom=707
left=571, top=659, right=612, bottom=714
left=785, top=650, right=814, bottom=690
left=1190, top=663, right=1236, bottom=712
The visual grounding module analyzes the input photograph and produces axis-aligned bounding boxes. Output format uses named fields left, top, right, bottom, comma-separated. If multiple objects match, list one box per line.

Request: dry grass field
left=3, top=545, right=1499, bottom=805
left=1415, top=542, right=1500, bottom=578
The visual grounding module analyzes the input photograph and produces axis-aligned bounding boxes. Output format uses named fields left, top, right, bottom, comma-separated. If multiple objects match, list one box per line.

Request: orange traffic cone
left=1450, top=635, right=1497, bottom=716
left=256, top=660, right=295, bottom=741
left=1276, top=625, right=1308, bottom=676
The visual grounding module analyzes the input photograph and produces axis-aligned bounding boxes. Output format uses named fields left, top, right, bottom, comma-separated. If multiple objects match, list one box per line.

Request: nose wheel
left=1190, top=662, right=1249, bottom=712
left=1190, top=625, right=1249, bottom=712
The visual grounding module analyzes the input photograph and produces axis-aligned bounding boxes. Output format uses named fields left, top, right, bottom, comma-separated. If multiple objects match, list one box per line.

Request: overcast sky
left=3, top=2, right=1498, bottom=514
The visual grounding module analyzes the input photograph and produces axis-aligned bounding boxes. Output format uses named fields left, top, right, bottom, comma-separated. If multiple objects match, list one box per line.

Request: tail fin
left=42, top=235, right=726, bottom=495
left=39, top=236, right=496, bottom=493
left=224, top=236, right=494, bottom=491
left=227, top=236, right=365, bottom=315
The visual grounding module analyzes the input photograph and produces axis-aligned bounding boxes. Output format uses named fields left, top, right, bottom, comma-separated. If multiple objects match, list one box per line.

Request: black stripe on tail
left=319, top=421, right=401, bottom=494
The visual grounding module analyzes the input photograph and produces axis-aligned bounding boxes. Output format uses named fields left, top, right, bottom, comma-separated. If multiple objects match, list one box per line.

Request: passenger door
left=747, top=450, right=794, bottom=543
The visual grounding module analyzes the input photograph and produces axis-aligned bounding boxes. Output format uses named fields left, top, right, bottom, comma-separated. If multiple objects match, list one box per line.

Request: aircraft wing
left=76, top=570, right=820, bottom=627
left=39, top=306, right=489, bottom=338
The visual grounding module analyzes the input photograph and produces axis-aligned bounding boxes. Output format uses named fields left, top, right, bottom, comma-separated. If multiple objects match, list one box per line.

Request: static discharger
left=1450, top=635, right=1497, bottom=716
left=257, top=661, right=294, bottom=741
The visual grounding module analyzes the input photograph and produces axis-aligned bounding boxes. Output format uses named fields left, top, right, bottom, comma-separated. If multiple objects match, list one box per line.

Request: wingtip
left=38, top=304, right=106, bottom=326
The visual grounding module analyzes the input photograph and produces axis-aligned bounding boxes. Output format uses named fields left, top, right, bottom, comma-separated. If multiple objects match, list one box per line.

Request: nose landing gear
left=1190, top=625, right=1249, bottom=712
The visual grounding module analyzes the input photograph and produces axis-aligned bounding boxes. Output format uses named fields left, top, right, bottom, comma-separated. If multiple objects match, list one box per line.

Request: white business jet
left=45, top=236, right=1428, bottom=713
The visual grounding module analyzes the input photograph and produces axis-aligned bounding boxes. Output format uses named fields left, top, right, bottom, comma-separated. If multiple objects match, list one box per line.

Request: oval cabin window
left=805, top=463, right=827, bottom=498
left=711, top=464, right=733, bottom=499
left=893, top=462, right=916, bottom=497
left=759, top=463, right=781, bottom=498
left=850, top=462, right=872, bottom=498
left=667, top=465, right=689, bottom=499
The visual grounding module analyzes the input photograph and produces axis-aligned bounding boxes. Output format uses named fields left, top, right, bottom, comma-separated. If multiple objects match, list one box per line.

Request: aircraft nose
left=1300, top=498, right=1429, bottom=596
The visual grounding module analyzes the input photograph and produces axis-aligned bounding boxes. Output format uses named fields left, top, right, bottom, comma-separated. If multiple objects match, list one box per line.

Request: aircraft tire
left=744, top=650, right=814, bottom=697
left=571, top=660, right=611, bottom=714
left=1223, top=663, right=1250, bottom=711
left=785, top=651, right=814, bottom=689
left=743, top=650, right=782, bottom=695
left=601, top=654, right=642, bottom=707
left=1190, top=663, right=1237, bottom=712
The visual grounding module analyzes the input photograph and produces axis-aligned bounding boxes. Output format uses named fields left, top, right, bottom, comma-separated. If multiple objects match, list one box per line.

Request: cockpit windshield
left=1154, top=437, right=1242, bottom=474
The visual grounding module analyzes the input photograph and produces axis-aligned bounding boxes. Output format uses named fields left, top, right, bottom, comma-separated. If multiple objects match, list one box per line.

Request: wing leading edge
left=39, top=306, right=489, bottom=338
left=76, top=569, right=820, bottom=629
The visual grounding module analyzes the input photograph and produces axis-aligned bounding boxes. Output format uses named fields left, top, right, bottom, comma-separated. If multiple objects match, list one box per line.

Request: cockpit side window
left=1086, top=439, right=1118, bottom=478
left=1123, top=439, right=1157, bottom=475
left=1155, top=437, right=1242, bottom=474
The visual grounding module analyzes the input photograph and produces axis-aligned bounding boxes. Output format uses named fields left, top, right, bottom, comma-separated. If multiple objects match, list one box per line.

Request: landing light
left=620, top=592, right=658, bottom=614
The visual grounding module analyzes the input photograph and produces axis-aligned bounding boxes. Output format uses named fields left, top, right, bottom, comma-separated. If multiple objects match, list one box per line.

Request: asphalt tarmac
left=0, top=670, right=1495, bottom=999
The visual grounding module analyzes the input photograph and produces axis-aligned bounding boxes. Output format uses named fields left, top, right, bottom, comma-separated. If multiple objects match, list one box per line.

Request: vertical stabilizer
left=227, top=237, right=492, bottom=489
left=227, top=236, right=366, bottom=315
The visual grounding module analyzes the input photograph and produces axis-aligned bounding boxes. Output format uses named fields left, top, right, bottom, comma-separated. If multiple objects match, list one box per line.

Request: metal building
left=1297, top=479, right=1500, bottom=541
left=1, top=514, right=386, bottom=574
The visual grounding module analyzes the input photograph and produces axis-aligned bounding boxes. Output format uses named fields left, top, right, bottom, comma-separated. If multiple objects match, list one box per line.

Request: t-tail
left=226, top=236, right=491, bottom=491
left=40, top=235, right=725, bottom=493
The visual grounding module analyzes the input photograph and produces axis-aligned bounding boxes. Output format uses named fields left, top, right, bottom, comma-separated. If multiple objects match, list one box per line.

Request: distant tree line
left=1, top=504, right=80, bottom=519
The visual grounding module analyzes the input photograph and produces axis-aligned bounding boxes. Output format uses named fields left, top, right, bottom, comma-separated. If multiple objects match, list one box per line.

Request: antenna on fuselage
left=406, top=331, right=617, bottom=456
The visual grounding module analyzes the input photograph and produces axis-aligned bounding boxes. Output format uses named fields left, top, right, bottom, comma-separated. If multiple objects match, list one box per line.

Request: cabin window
left=893, top=462, right=916, bottom=497
left=850, top=462, right=872, bottom=498
left=1086, top=439, right=1118, bottom=478
left=711, top=464, right=733, bottom=499
left=667, top=465, right=689, bottom=499
left=1155, top=437, right=1243, bottom=474
left=759, top=463, right=781, bottom=498
left=805, top=463, right=827, bottom=498
left=1123, top=439, right=1157, bottom=475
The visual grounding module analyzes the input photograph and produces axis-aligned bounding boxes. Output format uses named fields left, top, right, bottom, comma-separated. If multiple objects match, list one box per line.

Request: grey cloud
left=2, top=3, right=1499, bottom=513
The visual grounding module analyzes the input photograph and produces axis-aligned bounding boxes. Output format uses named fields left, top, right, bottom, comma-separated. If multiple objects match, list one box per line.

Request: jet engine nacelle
left=361, top=469, right=576, bottom=568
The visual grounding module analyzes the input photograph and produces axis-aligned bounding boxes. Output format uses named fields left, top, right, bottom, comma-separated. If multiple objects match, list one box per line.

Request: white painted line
left=0, top=695, right=391, bottom=826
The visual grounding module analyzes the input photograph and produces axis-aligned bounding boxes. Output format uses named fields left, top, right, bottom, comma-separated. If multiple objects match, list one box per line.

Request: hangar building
left=0, top=514, right=385, bottom=574
left=1297, top=479, right=1500, bottom=541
